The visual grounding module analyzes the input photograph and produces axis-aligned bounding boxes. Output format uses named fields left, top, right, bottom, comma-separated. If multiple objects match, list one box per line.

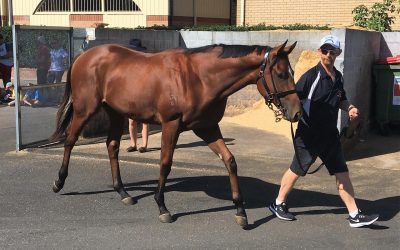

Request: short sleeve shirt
left=296, top=62, right=347, bottom=135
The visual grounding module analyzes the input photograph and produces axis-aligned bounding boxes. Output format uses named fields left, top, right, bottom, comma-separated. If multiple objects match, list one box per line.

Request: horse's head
left=256, top=40, right=302, bottom=122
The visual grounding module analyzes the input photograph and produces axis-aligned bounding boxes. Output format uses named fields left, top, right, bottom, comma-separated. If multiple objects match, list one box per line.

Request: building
left=0, top=0, right=231, bottom=28
left=233, top=0, right=400, bottom=30
left=0, top=0, right=398, bottom=30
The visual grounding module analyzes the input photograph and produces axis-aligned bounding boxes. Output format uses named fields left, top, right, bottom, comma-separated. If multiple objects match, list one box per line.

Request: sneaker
left=269, top=202, right=296, bottom=221
left=348, top=212, right=379, bottom=228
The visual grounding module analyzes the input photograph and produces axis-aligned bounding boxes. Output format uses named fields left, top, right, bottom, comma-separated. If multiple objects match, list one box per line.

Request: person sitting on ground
left=23, top=83, right=42, bottom=106
left=3, top=82, right=15, bottom=106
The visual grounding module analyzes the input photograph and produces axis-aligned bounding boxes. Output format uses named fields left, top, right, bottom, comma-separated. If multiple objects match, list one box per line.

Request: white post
left=8, top=0, right=13, bottom=25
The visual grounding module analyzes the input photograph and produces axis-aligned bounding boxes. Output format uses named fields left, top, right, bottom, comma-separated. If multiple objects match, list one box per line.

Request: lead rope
left=290, top=122, right=324, bottom=175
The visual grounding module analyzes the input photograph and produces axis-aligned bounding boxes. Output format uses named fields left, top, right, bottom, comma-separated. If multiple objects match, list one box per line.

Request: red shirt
left=37, top=44, right=50, bottom=70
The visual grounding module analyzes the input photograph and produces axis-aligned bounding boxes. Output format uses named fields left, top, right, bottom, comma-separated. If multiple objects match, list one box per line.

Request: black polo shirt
left=296, top=62, right=347, bottom=136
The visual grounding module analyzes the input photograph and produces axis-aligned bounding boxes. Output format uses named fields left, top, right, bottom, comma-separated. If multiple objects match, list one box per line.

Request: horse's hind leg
left=154, top=119, right=181, bottom=223
left=106, top=109, right=134, bottom=205
left=193, top=125, right=248, bottom=227
left=53, top=113, right=93, bottom=193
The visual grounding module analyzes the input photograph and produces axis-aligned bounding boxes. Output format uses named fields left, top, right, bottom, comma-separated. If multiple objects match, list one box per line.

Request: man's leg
left=335, top=172, right=357, bottom=213
left=277, top=169, right=300, bottom=203
left=270, top=134, right=315, bottom=221
left=335, top=171, right=379, bottom=227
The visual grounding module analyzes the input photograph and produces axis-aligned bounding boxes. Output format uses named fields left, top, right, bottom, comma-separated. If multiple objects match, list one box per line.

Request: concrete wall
left=87, top=28, right=180, bottom=52
left=341, top=29, right=381, bottom=130
left=380, top=32, right=400, bottom=58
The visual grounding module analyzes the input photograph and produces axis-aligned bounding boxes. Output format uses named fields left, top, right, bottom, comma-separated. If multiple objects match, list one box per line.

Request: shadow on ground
left=345, top=126, right=400, bottom=161
left=62, top=175, right=398, bottom=229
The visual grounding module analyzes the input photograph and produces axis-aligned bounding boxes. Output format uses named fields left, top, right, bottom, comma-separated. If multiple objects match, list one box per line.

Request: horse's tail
left=50, top=65, right=73, bottom=141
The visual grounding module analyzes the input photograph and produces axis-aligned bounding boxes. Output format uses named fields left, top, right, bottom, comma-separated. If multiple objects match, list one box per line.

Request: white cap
left=320, top=35, right=340, bottom=49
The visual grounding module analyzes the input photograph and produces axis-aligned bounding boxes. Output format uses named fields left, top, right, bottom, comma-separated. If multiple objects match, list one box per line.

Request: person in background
left=81, top=35, right=90, bottom=52
left=4, top=82, right=15, bottom=106
left=23, top=83, right=42, bottom=107
left=126, top=38, right=149, bottom=153
left=0, top=34, right=13, bottom=86
left=36, top=36, right=50, bottom=85
left=48, top=40, right=68, bottom=84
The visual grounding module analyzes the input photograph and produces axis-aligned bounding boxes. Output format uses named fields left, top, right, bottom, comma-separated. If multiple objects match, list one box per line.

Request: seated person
left=23, top=84, right=42, bottom=106
left=3, top=82, right=15, bottom=106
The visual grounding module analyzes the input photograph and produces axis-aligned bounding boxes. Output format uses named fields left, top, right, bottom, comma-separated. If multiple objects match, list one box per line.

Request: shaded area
left=345, top=127, right=400, bottom=161
left=62, top=175, right=398, bottom=229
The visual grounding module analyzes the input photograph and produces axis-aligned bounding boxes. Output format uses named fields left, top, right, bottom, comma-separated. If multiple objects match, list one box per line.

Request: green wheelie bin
left=372, top=64, right=400, bottom=135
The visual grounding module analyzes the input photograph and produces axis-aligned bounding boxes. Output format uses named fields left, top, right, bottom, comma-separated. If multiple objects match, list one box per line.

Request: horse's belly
left=182, top=101, right=226, bottom=130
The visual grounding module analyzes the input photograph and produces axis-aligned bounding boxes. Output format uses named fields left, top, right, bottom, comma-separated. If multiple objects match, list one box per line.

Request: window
left=36, top=0, right=71, bottom=12
left=105, top=0, right=141, bottom=12
left=73, top=0, right=101, bottom=12
left=35, top=0, right=141, bottom=13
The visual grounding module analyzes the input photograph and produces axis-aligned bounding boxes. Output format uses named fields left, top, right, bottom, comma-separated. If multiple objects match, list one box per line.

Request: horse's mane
left=187, top=44, right=271, bottom=59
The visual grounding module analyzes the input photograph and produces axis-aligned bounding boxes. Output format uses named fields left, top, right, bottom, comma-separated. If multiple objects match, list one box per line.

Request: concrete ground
left=0, top=105, right=399, bottom=249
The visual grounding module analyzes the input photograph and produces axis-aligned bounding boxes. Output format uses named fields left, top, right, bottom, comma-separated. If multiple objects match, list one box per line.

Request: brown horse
left=51, top=41, right=302, bottom=227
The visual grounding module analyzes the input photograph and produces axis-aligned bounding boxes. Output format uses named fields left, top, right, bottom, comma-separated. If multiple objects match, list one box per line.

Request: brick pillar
left=70, top=15, right=103, bottom=28
left=146, top=15, right=169, bottom=27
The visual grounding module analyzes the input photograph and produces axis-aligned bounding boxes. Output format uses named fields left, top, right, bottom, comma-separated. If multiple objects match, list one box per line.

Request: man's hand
left=348, top=106, right=359, bottom=121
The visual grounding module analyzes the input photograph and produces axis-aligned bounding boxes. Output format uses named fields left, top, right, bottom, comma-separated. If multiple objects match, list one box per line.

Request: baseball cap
left=5, top=82, right=13, bottom=88
left=320, top=35, right=341, bottom=49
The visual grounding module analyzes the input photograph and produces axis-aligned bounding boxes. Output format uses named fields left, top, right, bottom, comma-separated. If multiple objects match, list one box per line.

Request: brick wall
left=14, top=15, right=30, bottom=25
left=147, top=15, right=169, bottom=27
left=70, top=15, right=103, bottom=28
left=236, top=0, right=400, bottom=30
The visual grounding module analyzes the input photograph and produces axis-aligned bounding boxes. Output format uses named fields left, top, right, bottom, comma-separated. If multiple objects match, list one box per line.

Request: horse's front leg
left=194, top=125, right=248, bottom=227
left=154, top=119, right=180, bottom=223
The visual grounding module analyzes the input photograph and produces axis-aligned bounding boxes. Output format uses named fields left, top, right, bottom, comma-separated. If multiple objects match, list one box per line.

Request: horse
left=51, top=40, right=302, bottom=227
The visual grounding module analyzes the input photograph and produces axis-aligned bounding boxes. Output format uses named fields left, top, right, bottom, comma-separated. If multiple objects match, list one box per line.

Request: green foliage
left=17, top=29, right=70, bottom=68
left=352, top=0, right=400, bottom=31
left=352, top=5, right=369, bottom=27
left=0, top=26, right=12, bottom=42
left=136, top=23, right=330, bottom=31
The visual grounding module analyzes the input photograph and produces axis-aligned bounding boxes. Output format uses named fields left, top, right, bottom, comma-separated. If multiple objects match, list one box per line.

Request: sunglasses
left=320, top=48, right=340, bottom=56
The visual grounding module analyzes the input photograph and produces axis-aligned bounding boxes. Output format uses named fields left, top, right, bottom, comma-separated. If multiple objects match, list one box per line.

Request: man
left=36, top=36, right=50, bottom=85
left=0, top=34, right=13, bottom=85
left=269, top=35, right=379, bottom=228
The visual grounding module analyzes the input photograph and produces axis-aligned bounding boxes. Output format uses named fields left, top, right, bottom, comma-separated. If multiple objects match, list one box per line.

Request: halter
left=256, top=50, right=296, bottom=122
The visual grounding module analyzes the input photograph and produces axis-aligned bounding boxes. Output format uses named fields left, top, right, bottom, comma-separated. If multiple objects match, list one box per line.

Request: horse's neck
left=208, top=55, right=264, bottom=99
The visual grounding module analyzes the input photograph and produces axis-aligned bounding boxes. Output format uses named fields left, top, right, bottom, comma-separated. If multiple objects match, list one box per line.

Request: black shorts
left=290, top=131, right=348, bottom=176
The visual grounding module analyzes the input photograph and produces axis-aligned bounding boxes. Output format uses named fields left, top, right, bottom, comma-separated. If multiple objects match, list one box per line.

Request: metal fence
left=13, top=25, right=73, bottom=150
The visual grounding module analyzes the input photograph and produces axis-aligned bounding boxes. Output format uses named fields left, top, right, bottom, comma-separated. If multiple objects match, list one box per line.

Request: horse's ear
left=284, top=41, right=297, bottom=55
left=278, top=40, right=288, bottom=54
left=272, top=40, right=288, bottom=56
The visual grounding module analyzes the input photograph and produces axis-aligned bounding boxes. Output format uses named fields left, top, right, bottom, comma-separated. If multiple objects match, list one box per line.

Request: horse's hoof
left=235, top=215, right=248, bottom=227
left=159, top=212, right=173, bottom=223
left=121, top=197, right=135, bottom=205
left=52, top=181, right=62, bottom=193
